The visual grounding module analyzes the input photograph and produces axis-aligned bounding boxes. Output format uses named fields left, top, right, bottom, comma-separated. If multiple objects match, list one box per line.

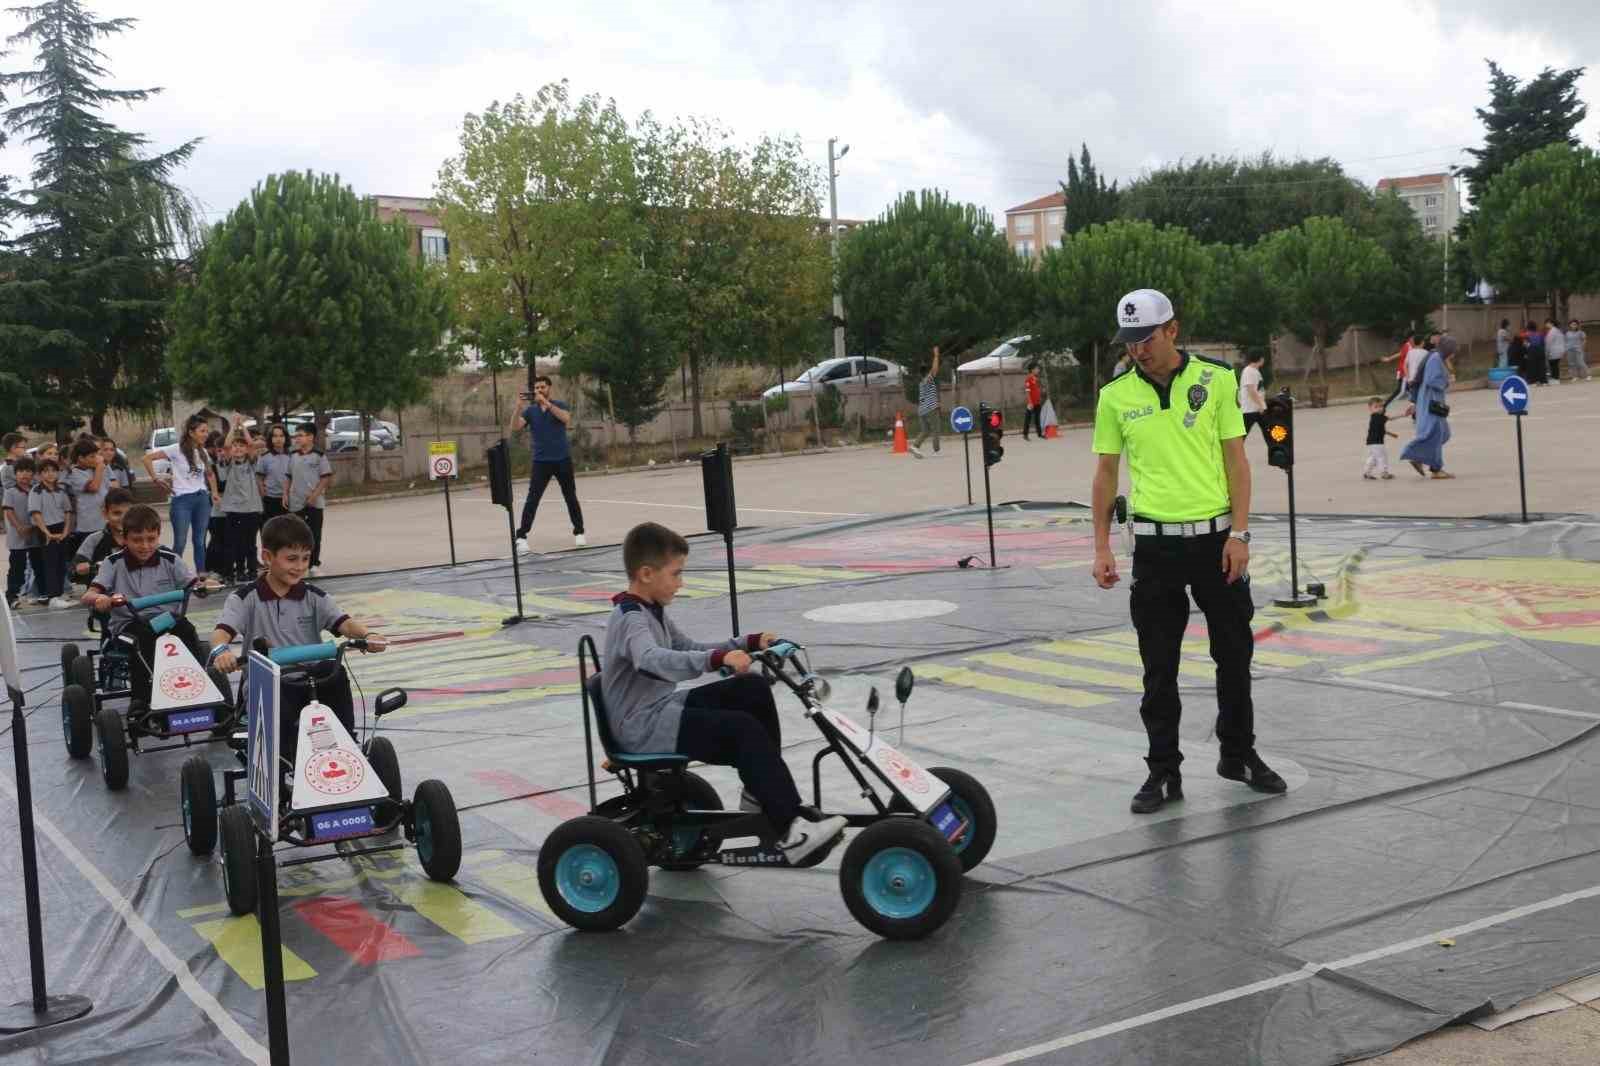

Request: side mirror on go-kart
left=895, top=667, right=915, bottom=705
left=374, top=687, right=408, bottom=718
left=866, top=687, right=880, bottom=715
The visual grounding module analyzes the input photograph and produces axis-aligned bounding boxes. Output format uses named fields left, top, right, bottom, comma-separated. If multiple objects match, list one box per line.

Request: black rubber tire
left=412, top=779, right=462, bottom=882
left=181, top=756, right=218, bottom=856
left=657, top=770, right=722, bottom=871
left=219, top=805, right=259, bottom=916
left=95, top=706, right=128, bottom=791
left=839, top=818, right=963, bottom=941
left=69, top=652, right=94, bottom=693
left=537, top=815, right=649, bottom=932
left=924, top=766, right=997, bottom=872
left=62, top=684, right=94, bottom=759
left=364, top=736, right=402, bottom=803
left=60, top=643, right=78, bottom=688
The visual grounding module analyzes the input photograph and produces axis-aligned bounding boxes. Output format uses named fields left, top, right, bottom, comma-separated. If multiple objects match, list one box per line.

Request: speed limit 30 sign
left=428, top=441, right=459, bottom=480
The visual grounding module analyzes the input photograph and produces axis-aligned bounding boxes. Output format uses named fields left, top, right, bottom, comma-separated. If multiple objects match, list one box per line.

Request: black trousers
left=125, top=615, right=205, bottom=707
left=1129, top=531, right=1256, bottom=770
left=297, top=507, right=325, bottom=566
left=674, top=674, right=798, bottom=834
left=262, top=497, right=287, bottom=521
left=517, top=459, right=584, bottom=538
left=1023, top=404, right=1043, bottom=439
left=224, top=513, right=261, bottom=579
left=1242, top=412, right=1263, bottom=439
left=39, top=524, right=68, bottom=598
left=277, top=665, right=355, bottom=766
left=1380, top=377, right=1406, bottom=410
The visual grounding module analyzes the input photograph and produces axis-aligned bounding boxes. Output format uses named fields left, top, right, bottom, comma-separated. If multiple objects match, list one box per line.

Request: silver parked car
left=762, top=357, right=906, bottom=401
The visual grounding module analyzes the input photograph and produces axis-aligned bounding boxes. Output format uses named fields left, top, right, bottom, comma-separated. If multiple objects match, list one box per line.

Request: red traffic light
left=987, top=411, right=1003, bottom=429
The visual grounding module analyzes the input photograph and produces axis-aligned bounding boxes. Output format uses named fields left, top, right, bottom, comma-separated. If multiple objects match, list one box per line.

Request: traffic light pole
left=981, top=452, right=996, bottom=568
left=1273, top=463, right=1317, bottom=609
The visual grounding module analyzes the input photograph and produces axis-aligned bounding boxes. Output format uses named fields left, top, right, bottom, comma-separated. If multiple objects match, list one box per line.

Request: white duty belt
left=1130, top=514, right=1232, bottom=538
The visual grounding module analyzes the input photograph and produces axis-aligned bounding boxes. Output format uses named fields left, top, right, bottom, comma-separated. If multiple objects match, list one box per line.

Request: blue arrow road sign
left=1499, top=374, right=1529, bottom=415
left=951, top=405, right=974, bottom=433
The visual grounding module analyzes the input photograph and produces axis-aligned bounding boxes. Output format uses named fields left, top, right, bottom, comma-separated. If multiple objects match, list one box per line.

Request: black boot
left=1217, top=750, right=1287, bottom=794
left=1131, top=760, right=1183, bottom=814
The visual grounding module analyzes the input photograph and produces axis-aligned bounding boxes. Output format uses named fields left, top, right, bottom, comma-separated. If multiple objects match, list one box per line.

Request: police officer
left=1090, top=289, right=1287, bottom=813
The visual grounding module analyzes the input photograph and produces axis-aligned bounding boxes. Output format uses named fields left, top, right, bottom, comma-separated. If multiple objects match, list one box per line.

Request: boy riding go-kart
left=537, top=523, right=997, bottom=941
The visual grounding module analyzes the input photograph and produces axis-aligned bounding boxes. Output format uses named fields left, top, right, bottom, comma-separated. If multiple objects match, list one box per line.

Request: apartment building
left=1004, top=191, right=1066, bottom=261
left=1374, top=173, right=1461, bottom=238
left=373, top=195, right=449, bottom=263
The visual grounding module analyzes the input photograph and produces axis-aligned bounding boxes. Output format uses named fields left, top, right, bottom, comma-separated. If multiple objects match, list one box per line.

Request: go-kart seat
left=586, top=674, right=688, bottom=771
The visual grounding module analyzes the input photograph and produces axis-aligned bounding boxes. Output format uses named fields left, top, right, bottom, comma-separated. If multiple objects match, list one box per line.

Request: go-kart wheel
left=412, top=779, right=462, bottom=882
left=181, top=756, right=218, bottom=856
left=94, top=707, right=128, bottom=791
left=60, top=643, right=79, bottom=688
left=69, top=652, right=94, bottom=693
left=218, top=805, right=259, bottom=916
left=537, top=816, right=649, bottom=932
left=840, top=818, right=963, bottom=941
left=657, top=770, right=722, bottom=871
left=925, top=767, right=997, bottom=872
left=62, top=684, right=94, bottom=759
left=364, top=736, right=402, bottom=803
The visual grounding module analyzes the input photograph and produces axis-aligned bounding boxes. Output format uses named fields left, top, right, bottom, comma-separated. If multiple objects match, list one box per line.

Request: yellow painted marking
left=191, top=915, right=317, bottom=990
left=969, top=652, right=1143, bottom=691
left=476, top=860, right=559, bottom=924
left=177, top=901, right=230, bottom=919
left=362, top=651, right=571, bottom=689
left=917, top=664, right=1114, bottom=708
left=1093, top=631, right=1310, bottom=668
left=1038, top=639, right=1215, bottom=681
left=394, top=881, right=523, bottom=944
left=508, top=592, right=610, bottom=615
left=1338, top=639, right=1501, bottom=677
left=750, top=564, right=879, bottom=582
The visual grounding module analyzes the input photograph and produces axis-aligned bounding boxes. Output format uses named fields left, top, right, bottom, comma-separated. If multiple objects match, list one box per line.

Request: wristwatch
left=1229, top=530, right=1252, bottom=544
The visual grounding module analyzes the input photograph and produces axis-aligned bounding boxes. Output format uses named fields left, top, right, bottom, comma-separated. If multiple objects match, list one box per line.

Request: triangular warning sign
left=289, top=702, right=390, bottom=813
left=148, top=634, right=227, bottom=711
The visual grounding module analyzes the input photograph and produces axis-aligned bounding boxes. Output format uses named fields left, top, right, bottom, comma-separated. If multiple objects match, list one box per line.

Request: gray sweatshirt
left=600, top=593, right=755, bottom=753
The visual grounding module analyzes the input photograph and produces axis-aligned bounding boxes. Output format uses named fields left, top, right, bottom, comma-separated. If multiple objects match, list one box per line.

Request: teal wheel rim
left=861, top=846, right=937, bottom=919
left=555, top=844, right=621, bottom=913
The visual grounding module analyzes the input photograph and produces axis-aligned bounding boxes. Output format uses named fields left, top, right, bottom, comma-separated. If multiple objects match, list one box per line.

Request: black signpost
left=951, top=405, right=975, bottom=506
left=1498, top=375, right=1530, bottom=523
left=1264, top=390, right=1317, bottom=609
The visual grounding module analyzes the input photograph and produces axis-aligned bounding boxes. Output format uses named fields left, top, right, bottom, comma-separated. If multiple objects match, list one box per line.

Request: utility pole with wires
left=827, top=137, right=849, bottom=362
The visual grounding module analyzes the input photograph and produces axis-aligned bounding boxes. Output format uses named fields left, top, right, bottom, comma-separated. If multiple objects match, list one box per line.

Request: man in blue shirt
left=507, top=375, right=586, bottom=553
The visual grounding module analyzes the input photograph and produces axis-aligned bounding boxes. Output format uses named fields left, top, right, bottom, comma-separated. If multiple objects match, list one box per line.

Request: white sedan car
left=762, top=357, right=906, bottom=401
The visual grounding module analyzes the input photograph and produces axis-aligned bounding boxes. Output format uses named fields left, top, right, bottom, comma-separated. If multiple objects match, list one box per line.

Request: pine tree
left=1060, top=143, right=1120, bottom=237
left=0, top=1, right=199, bottom=435
left=1460, top=62, right=1587, bottom=196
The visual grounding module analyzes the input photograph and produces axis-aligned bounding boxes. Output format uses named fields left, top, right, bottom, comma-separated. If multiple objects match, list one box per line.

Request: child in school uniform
left=218, top=433, right=263, bottom=583
left=258, top=424, right=292, bottom=520
left=71, top=487, right=133, bottom=586
left=1, top=432, right=26, bottom=493
left=1362, top=396, right=1399, bottom=481
left=285, top=424, right=332, bottom=576
left=4, top=457, right=41, bottom=609
left=29, top=458, right=76, bottom=608
left=64, top=438, right=110, bottom=563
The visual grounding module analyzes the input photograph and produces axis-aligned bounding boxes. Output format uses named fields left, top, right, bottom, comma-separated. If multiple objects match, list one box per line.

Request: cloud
left=0, top=1, right=1595, bottom=230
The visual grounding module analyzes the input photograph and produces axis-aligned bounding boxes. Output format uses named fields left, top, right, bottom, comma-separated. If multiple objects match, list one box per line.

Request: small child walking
left=1363, top=397, right=1398, bottom=480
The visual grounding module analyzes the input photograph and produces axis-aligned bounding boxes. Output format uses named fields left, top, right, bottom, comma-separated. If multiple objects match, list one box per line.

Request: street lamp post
left=828, top=138, right=849, bottom=362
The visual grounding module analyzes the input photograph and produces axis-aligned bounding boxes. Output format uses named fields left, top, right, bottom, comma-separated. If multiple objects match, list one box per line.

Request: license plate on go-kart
left=928, top=800, right=967, bottom=843
left=308, top=807, right=376, bottom=841
left=165, top=708, right=216, bottom=734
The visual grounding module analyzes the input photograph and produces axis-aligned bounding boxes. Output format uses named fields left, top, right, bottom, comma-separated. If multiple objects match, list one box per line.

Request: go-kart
left=58, top=584, right=235, bottom=791
left=537, top=635, right=997, bottom=941
left=180, top=638, right=463, bottom=917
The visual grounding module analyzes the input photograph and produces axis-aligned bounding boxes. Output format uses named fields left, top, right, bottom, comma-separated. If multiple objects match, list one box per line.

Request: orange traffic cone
left=1044, top=423, right=1059, bottom=439
left=893, top=412, right=909, bottom=453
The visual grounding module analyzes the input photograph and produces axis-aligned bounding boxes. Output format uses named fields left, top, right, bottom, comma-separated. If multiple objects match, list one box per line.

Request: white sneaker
left=909, top=445, right=924, bottom=459
left=48, top=596, right=75, bottom=610
left=776, top=814, right=847, bottom=865
left=574, top=534, right=587, bottom=547
left=32, top=596, right=48, bottom=606
left=515, top=537, right=534, bottom=555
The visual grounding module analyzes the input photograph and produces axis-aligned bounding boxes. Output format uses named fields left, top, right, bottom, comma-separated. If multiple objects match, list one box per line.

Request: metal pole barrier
left=0, top=685, right=94, bottom=1033
left=1515, top=413, right=1528, bottom=524
left=255, top=833, right=291, bottom=1064
left=443, top=476, right=457, bottom=566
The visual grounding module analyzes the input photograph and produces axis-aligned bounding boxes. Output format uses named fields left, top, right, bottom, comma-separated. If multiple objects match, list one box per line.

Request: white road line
left=962, top=882, right=1600, bottom=1066
left=0, top=770, right=268, bottom=1064
left=1498, top=701, right=1600, bottom=721
left=584, top=498, right=871, bottom=518
left=1329, top=677, right=1451, bottom=698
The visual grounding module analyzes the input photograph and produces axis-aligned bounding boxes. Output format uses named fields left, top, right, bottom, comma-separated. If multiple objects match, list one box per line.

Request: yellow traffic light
left=1268, top=424, right=1288, bottom=443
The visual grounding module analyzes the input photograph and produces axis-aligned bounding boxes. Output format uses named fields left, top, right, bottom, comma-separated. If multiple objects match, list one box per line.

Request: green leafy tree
left=1121, top=153, right=1369, bottom=247
left=1061, top=143, right=1119, bottom=236
left=1196, top=242, right=1278, bottom=361
left=1255, top=216, right=1391, bottom=385
left=565, top=276, right=675, bottom=452
left=1033, top=219, right=1211, bottom=389
left=838, top=189, right=1028, bottom=379
left=633, top=116, right=824, bottom=436
left=1354, top=190, right=1440, bottom=341
left=1470, top=143, right=1600, bottom=324
left=168, top=171, right=454, bottom=477
left=433, top=82, right=639, bottom=393
left=0, top=0, right=199, bottom=436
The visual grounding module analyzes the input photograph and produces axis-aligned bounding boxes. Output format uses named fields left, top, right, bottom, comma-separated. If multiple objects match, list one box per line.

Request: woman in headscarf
left=1401, top=335, right=1455, bottom=479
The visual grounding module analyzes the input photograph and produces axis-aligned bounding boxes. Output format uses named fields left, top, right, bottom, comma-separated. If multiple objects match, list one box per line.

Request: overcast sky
left=1, top=1, right=1597, bottom=226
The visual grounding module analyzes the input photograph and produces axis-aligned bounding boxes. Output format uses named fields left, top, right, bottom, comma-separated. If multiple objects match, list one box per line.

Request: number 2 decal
left=163, top=642, right=179, bottom=656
